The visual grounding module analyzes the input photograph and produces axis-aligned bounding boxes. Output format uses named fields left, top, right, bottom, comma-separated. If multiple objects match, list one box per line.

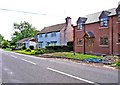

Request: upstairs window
left=39, top=34, right=42, bottom=38
left=100, top=37, right=108, bottom=45
left=78, top=23, right=83, bottom=30
left=118, top=34, right=120, bottom=43
left=45, top=33, right=48, bottom=37
left=100, top=17, right=108, bottom=27
left=51, top=32, right=56, bottom=37
left=118, top=11, right=120, bottom=21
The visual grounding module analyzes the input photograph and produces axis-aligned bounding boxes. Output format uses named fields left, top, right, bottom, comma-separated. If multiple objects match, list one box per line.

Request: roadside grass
left=52, top=52, right=103, bottom=60
left=4, top=48, right=12, bottom=51
left=16, top=50, right=36, bottom=55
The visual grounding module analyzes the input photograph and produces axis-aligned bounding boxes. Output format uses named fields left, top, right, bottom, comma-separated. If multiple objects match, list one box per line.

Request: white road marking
left=47, top=67, right=96, bottom=84
left=21, top=59, right=36, bottom=65
left=11, top=55, right=18, bottom=58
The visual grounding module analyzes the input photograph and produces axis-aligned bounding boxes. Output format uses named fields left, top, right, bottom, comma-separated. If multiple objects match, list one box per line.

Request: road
left=0, top=49, right=119, bottom=84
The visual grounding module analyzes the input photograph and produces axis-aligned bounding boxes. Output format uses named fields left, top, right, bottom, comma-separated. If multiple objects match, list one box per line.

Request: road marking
left=21, top=59, right=36, bottom=65
left=47, top=67, right=96, bottom=84
left=11, top=55, right=18, bottom=58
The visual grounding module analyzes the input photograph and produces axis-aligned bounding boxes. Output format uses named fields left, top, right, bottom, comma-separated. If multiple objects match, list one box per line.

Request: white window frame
left=100, top=17, right=108, bottom=27
left=78, top=23, right=83, bottom=30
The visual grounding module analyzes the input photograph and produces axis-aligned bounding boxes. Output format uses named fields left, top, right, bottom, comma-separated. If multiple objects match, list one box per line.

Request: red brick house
left=74, top=3, right=120, bottom=55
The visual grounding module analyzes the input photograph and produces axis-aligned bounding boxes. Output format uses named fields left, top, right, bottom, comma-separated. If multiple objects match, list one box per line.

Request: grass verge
left=52, top=52, right=103, bottom=60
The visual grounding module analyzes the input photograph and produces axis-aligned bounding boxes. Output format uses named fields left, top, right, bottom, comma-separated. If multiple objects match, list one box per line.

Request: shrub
left=22, top=45, right=26, bottom=50
left=45, top=45, right=73, bottom=53
left=25, top=48, right=31, bottom=52
left=10, top=46, right=16, bottom=50
left=29, top=45, right=34, bottom=50
left=115, top=62, right=120, bottom=67
left=35, top=48, right=46, bottom=54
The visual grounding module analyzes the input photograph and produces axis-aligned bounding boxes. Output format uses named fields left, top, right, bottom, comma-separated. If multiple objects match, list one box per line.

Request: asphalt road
left=0, top=49, right=119, bottom=84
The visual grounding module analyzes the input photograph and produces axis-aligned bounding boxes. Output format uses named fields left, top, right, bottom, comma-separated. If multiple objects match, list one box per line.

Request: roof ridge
left=44, top=23, right=65, bottom=28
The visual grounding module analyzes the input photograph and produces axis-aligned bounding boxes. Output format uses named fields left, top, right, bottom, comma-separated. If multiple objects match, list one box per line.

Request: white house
left=37, top=17, right=74, bottom=48
left=16, top=38, right=37, bottom=49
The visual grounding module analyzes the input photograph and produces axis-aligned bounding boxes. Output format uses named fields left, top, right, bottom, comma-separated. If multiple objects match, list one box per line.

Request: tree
left=0, top=34, right=4, bottom=44
left=1, top=40, right=9, bottom=48
left=11, top=21, right=38, bottom=44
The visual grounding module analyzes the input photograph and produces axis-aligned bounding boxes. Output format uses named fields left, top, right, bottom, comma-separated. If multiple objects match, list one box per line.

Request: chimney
left=65, top=17, right=71, bottom=26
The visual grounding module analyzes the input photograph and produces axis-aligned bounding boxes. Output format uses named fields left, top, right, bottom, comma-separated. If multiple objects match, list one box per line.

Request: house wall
left=29, top=41, right=36, bottom=49
left=74, top=15, right=120, bottom=55
left=37, top=32, right=60, bottom=48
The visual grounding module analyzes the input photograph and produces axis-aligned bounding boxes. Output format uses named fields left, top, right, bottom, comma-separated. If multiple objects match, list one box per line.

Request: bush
left=22, top=45, right=26, bottom=50
left=10, top=46, right=16, bottom=50
left=115, top=62, right=120, bottom=67
left=45, top=45, right=73, bottom=53
left=25, top=48, right=31, bottom=52
left=29, top=45, right=34, bottom=50
left=35, top=48, right=46, bottom=54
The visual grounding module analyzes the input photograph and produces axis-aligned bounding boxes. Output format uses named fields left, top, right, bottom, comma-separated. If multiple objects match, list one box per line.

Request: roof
left=16, top=38, right=29, bottom=43
left=16, top=37, right=36, bottom=43
left=85, top=8, right=116, bottom=24
left=38, top=23, right=66, bottom=34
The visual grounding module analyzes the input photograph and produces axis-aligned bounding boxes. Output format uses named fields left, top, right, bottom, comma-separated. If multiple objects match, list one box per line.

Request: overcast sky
left=0, top=0, right=120, bottom=40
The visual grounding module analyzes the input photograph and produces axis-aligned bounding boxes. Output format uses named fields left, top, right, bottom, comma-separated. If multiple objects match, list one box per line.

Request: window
left=51, top=32, right=56, bottom=37
left=39, top=34, right=42, bottom=38
left=45, top=33, right=48, bottom=37
left=51, top=41, right=57, bottom=46
left=77, top=39, right=82, bottom=45
left=118, top=34, right=120, bottom=43
left=78, top=23, right=83, bottom=30
left=100, top=17, right=108, bottom=27
left=38, top=42, right=43, bottom=48
left=100, top=37, right=108, bottom=45
left=118, top=11, right=120, bottom=21
left=46, top=42, right=50, bottom=46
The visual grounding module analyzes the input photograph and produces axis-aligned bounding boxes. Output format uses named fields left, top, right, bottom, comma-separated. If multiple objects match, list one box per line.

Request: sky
left=0, top=0, right=120, bottom=40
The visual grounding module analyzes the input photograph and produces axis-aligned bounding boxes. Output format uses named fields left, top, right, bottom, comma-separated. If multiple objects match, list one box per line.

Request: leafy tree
left=11, top=21, right=38, bottom=44
left=0, top=34, right=4, bottom=44
left=1, top=40, right=9, bottom=48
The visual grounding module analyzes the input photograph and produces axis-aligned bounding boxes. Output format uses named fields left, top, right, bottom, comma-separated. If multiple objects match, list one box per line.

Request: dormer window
left=99, top=11, right=111, bottom=27
left=78, top=23, right=83, bottom=30
left=118, top=11, right=120, bottom=21
left=77, top=17, right=87, bottom=30
left=100, top=17, right=108, bottom=27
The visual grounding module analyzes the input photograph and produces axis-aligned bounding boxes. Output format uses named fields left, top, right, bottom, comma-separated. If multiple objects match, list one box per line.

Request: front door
left=87, top=39, right=94, bottom=52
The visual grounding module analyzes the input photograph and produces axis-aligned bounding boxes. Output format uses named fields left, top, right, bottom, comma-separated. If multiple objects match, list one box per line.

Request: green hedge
left=46, top=45, right=73, bottom=52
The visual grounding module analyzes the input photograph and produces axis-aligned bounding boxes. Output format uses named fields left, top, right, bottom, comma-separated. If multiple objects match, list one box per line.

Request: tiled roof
left=85, top=8, right=116, bottom=24
left=38, top=23, right=66, bottom=34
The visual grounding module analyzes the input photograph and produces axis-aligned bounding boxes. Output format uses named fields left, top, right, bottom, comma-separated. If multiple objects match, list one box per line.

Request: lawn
left=52, top=52, right=103, bottom=60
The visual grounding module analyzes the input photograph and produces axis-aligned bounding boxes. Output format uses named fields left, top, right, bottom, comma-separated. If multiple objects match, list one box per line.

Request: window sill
left=77, top=45, right=83, bottom=47
left=77, top=29, right=83, bottom=31
left=99, top=27, right=109, bottom=29
left=99, top=45, right=109, bottom=48
left=116, top=22, right=120, bottom=24
left=116, top=43, right=120, bottom=44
